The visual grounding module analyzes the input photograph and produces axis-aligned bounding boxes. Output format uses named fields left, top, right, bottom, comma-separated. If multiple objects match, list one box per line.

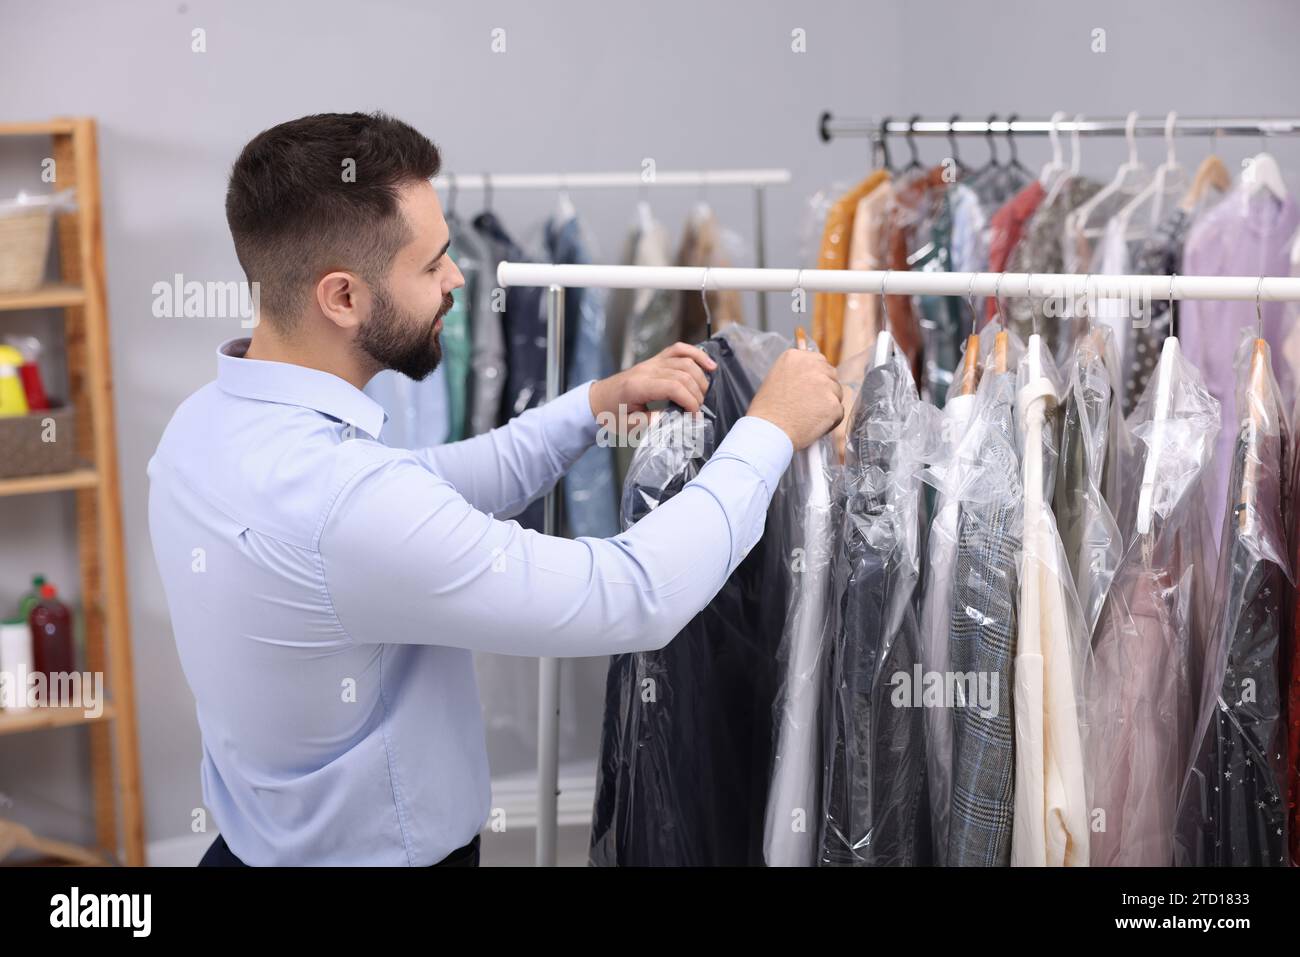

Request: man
left=148, top=112, right=842, bottom=866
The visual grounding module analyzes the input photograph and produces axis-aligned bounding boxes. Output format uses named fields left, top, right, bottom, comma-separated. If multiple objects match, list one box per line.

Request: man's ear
left=316, top=271, right=367, bottom=332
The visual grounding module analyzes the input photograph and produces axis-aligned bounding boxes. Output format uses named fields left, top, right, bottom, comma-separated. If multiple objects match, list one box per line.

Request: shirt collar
left=216, top=337, right=388, bottom=440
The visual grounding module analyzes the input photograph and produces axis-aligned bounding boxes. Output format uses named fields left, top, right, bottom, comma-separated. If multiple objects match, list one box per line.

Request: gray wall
left=1, top=0, right=1297, bottom=852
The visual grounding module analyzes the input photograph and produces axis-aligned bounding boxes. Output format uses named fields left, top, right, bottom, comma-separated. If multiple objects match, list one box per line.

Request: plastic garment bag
left=1175, top=335, right=1293, bottom=866
left=590, top=325, right=792, bottom=866
left=819, top=346, right=933, bottom=866
left=1011, top=335, right=1093, bottom=867
left=763, top=426, right=837, bottom=867
left=935, top=329, right=1025, bottom=867
left=1086, top=338, right=1220, bottom=866
left=1053, top=326, right=1124, bottom=634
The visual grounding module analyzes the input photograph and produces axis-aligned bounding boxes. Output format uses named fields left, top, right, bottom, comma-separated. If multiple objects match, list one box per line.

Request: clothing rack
left=498, top=260, right=1300, bottom=866
left=818, top=112, right=1300, bottom=143
left=432, top=168, right=791, bottom=331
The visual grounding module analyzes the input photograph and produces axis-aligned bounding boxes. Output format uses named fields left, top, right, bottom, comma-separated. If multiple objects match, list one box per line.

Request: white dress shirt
left=147, top=337, right=793, bottom=865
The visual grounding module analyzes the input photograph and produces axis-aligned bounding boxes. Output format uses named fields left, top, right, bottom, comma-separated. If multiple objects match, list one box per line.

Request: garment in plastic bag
left=819, top=345, right=932, bottom=866
left=1053, top=325, right=1124, bottom=634
left=1085, top=336, right=1220, bottom=866
left=1175, top=335, right=1293, bottom=866
left=763, top=417, right=837, bottom=867
left=1011, top=334, right=1093, bottom=867
left=935, top=328, right=1025, bottom=867
left=920, top=325, right=1019, bottom=863
left=590, top=325, right=792, bottom=866
left=544, top=213, right=619, bottom=539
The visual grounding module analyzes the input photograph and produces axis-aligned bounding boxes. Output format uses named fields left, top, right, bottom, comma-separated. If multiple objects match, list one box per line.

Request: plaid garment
left=946, top=372, right=1021, bottom=867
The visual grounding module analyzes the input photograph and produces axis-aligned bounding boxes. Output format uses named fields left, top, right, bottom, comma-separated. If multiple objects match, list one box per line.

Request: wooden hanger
left=960, top=334, right=980, bottom=395
left=1180, top=153, right=1230, bottom=211
left=0, top=817, right=108, bottom=866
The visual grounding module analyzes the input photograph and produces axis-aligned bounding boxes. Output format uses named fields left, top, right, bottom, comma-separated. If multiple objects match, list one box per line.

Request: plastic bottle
left=29, top=583, right=74, bottom=678
left=17, top=574, right=46, bottom=620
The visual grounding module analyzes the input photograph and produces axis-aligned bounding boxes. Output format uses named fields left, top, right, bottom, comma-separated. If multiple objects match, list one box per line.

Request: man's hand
left=747, top=348, right=843, bottom=450
left=588, top=342, right=717, bottom=430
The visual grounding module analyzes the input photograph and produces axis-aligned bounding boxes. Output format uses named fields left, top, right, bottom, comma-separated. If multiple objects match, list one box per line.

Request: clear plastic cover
left=920, top=324, right=1024, bottom=866
left=1011, top=334, right=1094, bottom=867
left=1174, top=334, right=1294, bottom=866
left=819, top=345, right=935, bottom=866
left=590, top=324, right=793, bottom=866
left=1053, top=325, right=1124, bottom=634
left=763, top=399, right=838, bottom=867
left=1085, top=336, right=1220, bottom=866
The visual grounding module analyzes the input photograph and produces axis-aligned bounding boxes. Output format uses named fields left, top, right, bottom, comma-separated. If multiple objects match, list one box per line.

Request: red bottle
left=29, top=583, right=74, bottom=678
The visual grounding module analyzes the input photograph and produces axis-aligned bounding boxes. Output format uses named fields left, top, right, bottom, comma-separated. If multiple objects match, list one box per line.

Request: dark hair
left=225, top=112, right=441, bottom=328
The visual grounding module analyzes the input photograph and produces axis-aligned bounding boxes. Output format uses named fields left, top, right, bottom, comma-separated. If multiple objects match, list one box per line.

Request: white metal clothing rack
left=500, top=261, right=1300, bottom=866
left=431, top=167, right=791, bottom=331
left=818, top=112, right=1300, bottom=143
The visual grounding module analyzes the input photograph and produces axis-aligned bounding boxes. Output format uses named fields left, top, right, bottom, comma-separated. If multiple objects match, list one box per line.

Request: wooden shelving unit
left=0, top=117, right=144, bottom=866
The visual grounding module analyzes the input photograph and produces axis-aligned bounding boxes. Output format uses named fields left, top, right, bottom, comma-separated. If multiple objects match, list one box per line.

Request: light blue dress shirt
left=147, top=337, right=793, bottom=865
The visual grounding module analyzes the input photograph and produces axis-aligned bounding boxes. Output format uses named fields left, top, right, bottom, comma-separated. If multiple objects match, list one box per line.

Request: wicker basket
left=0, top=207, right=54, bottom=294
left=0, top=406, right=79, bottom=479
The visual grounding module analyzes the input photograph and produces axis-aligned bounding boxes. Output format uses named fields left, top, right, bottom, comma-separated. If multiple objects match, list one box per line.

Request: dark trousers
left=199, top=832, right=481, bottom=867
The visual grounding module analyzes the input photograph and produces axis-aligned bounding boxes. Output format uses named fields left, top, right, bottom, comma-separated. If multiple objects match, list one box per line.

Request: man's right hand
left=747, top=347, right=844, bottom=451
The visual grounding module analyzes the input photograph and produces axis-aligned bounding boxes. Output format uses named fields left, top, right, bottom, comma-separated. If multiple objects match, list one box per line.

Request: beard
left=355, top=284, right=452, bottom=381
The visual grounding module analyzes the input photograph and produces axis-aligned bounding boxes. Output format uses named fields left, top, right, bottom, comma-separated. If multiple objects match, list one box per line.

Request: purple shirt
left=1178, top=186, right=1299, bottom=536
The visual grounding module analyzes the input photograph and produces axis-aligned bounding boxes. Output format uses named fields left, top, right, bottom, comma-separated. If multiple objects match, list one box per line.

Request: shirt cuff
left=710, top=415, right=794, bottom=493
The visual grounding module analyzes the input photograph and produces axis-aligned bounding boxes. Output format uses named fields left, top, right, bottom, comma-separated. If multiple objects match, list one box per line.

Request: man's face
left=354, top=179, right=463, bottom=381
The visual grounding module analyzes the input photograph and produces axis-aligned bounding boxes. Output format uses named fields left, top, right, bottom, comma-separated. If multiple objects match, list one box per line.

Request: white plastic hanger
left=1115, top=111, right=1187, bottom=237
left=1038, top=111, right=1067, bottom=188
left=1042, top=112, right=1084, bottom=210
left=1067, top=111, right=1151, bottom=239
left=874, top=270, right=896, bottom=368
left=1243, top=148, right=1287, bottom=202
left=1137, top=276, right=1181, bottom=536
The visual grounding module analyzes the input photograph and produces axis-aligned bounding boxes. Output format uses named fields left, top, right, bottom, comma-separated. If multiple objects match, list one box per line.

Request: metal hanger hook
left=1125, top=111, right=1139, bottom=166
left=965, top=272, right=980, bottom=336
left=880, top=269, right=891, bottom=334
left=1256, top=275, right=1265, bottom=339
left=948, top=114, right=963, bottom=170
left=993, top=271, right=1007, bottom=330
left=701, top=266, right=714, bottom=339
left=1167, top=272, right=1177, bottom=339
left=1026, top=271, right=1038, bottom=336
left=906, top=114, right=922, bottom=168
left=1006, top=113, right=1020, bottom=165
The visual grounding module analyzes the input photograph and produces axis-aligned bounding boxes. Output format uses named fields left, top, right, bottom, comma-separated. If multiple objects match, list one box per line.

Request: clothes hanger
left=555, top=173, right=576, bottom=222
left=1243, top=132, right=1288, bottom=202
left=1068, top=110, right=1151, bottom=238
left=992, top=271, right=1009, bottom=374
left=1136, top=273, right=1181, bottom=536
left=1116, top=111, right=1187, bottom=236
left=878, top=117, right=897, bottom=175
left=902, top=115, right=926, bottom=174
left=700, top=266, right=714, bottom=340
left=947, top=114, right=969, bottom=180
left=1042, top=112, right=1084, bottom=210
left=1038, top=111, right=1067, bottom=187
left=966, top=113, right=1002, bottom=187
left=0, top=817, right=108, bottom=866
left=1180, top=125, right=1230, bottom=212
left=1240, top=277, right=1273, bottom=534
left=1002, top=113, right=1032, bottom=187
left=874, top=270, right=896, bottom=367
left=959, top=272, right=981, bottom=396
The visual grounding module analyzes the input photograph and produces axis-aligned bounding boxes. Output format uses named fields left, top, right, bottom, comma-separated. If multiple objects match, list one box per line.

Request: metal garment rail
left=818, top=112, right=1300, bottom=142
left=431, top=168, right=791, bottom=331
left=501, top=261, right=1300, bottom=866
